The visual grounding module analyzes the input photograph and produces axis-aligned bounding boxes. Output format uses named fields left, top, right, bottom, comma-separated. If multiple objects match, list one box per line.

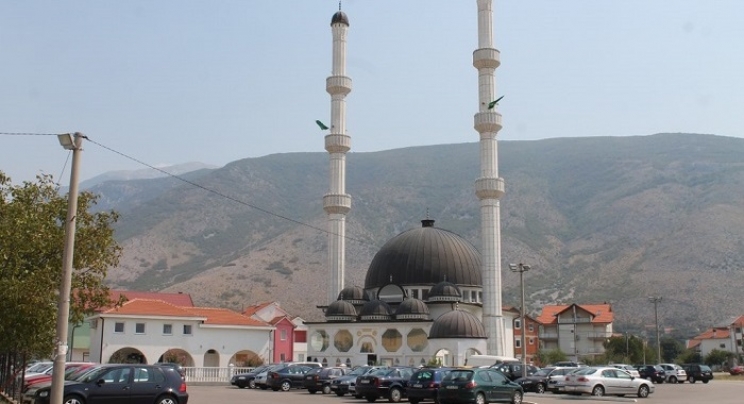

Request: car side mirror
left=503, top=380, right=509, bottom=385
left=97, top=379, right=106, bottom=386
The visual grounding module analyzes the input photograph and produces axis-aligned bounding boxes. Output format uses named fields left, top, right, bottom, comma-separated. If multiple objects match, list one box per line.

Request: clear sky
left=2, top=0, right=743, bottom=183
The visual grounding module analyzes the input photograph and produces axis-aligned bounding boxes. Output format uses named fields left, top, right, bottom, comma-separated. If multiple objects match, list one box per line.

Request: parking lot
left=187, top=380, right=744, bottom=404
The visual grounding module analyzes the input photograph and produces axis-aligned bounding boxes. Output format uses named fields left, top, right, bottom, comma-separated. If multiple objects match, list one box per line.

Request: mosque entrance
left=367, top=354, right=378, bottom=365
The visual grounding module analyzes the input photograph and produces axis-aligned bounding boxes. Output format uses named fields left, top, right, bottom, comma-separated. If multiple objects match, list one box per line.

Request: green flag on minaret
left=316, top=120, right=329, bottom=130
left=487, top=95, right=505, bottom=109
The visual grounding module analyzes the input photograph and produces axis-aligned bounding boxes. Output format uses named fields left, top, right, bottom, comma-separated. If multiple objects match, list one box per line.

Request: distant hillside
left=94, top=133, right=744, bottom=337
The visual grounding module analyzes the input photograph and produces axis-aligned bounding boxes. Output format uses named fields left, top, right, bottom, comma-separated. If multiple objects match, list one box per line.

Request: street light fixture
left=649, top=296, right=662, bottom=363
left=509, top=263, right=530, bottom=378
left=50, top=133, right=84, bottom=404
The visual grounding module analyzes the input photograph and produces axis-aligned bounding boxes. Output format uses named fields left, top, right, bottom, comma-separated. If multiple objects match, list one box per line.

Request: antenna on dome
left=339, top=1, right=342, bottom=11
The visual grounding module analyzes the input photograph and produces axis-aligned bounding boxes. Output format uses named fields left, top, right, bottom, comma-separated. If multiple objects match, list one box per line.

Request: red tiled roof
left=269, top=315, right=295, bottom=326
left=536, top=303, right=613, bottom=324
left=188, top=307, right=269, bottom=327
left=693, top=327, right=730, bottom=340
left=110, top=289, right=194, bottom=307
left=242, top=301, right=274, bottom=317
left=103, top=299, right=202, bottom=318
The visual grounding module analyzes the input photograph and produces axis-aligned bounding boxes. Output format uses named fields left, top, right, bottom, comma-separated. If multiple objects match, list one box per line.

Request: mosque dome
left=428, top=310, right=486, bottom=339
left=331, top=11, right=349, bottom=26
left=364, top=219, right=482, bottom=289
left=359, top=300, right=392, bottom=321
left=395, top=298, right=430, bottom=320
left=427, top=281, right=462, bottom=302
left=325, top=300, right=357, bottom=322
left=337, top=286, right=369, bottom=304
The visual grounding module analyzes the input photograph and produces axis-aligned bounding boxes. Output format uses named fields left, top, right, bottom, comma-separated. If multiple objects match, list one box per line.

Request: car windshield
left=307, top=368, right=322, bottom=375
left=77, top=367, right=112, bottom=383
left=369, top=368, right=392, bottom=376
left=574, top=368, right=597, bottom=375
left=349, top=367, right=371, bottom=376
left=700, top=365, right=711, bottom=371
left=444, top=370, right=473, bottom=382
left=533, top=368, right=553, bottom=376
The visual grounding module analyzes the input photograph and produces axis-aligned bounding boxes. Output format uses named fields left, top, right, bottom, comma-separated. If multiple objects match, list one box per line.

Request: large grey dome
left=428, top=310, right=486, bottom=339
left=395, top=298, right=429, bottom=320
left=337, top=286, right=369, bottom=304
left=359, top=300, right=392, bottom=321
left=325, top=300, right=357, bottom=322
left=364, top=219, right=482, bottom=289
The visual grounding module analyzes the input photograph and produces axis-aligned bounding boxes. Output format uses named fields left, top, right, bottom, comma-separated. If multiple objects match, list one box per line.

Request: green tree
left=535, top=348, right=568, bottom=366
left=704, top=349, right=733, bottom=367
left=660, top=337, right=684, bottom=362
left=603, top=334, right=646, bottom=364
left=0, top=173, right=122, bottom=358
left=677, top=349, right=702, bottom=364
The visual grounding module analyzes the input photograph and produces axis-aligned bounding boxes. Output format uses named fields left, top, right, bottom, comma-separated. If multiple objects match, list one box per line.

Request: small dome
left=428, top=281, right=462, bottom=302
left=428, top=310, right=486, bottom=339
left=337, top=286, right=369, bottom=304
left=331, top=11, right=349, bottom=26
left=364, top=219, right=482, bottom=289
left=395, top=298, right=429, bottom=320
left=325, top=300, right=357, bottom=322
left=359, top=300, right=392, bottom=321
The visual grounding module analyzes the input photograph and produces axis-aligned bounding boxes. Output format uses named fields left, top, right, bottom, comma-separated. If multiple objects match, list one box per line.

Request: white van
left=465, top=355, right=519, bottom=368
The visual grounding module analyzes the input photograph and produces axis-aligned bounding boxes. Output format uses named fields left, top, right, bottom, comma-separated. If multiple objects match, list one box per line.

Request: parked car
left=303, top=366, right=349, bottom=394
left=22, top=364, right=99, bottom=404
left=23, top=363, right=95, bottom=392
left=355, top=366, right=414, bottom=402
left=681, top=364, right=713, bottom=383
left=437, top=367, right=523, bottom=404
left=551, top=361, right=585, bottom=367
left=634, top=365, right=665, bottom=383
left=490, top=361, right=539, bottom=381
left=266, top=364, right=314, bottom=391
left=30, top=364, right=188, bottom=404
left=515, top=366, right=576, bottom=394
left=329, top=366, right=380, bottom=397
left=406, top=367, right=453, bottom=404
left=155, top=363, right=186, bottom=380
left=658, top=363, right=687, bottom=383
left=729, top=365, right=744, bottom=376
left=560, top=366, right=654, bottom=398
left=544, top=367, right=580, bottom=393
left=255, top=364, right=285, bottom=390
left=230, top=365, right=270, bottom=389
left=610, top=364, right=641, bottom=378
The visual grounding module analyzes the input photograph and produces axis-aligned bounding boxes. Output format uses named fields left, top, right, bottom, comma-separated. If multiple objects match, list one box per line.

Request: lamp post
left=509, top=263, right=530, bottom=378
left=50, top=133, right=84, bottom=404
left=649, top=297, right=662, bottom=363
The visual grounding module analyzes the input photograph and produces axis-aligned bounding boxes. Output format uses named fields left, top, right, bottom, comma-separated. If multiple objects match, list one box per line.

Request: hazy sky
left=2, top=0, right=743, bottom=183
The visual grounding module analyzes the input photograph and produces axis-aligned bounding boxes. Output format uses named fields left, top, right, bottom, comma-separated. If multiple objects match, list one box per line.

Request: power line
left=0, top=132, right=63, bottom=136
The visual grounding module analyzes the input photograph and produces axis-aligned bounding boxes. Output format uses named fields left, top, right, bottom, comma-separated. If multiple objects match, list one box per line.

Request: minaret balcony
left=475, top=177, right=505, bottom=200
left=326, top=76, right=352, bottom=96
left=473, top=48, right=501, bottom=69
left=323, top=193, right=352, bottom=214
left=474, top=111, right=503, bottom=133
left=325, top=134, right=351, bottom=153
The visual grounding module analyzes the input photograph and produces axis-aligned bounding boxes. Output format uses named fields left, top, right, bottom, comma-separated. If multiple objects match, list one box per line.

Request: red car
left=729, top=366, right=744, bottom=375
left=23, top=363, right=96, bottom=392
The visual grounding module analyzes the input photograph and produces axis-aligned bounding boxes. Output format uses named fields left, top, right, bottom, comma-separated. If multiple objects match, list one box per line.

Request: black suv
left=490, top=361, right=539, bottom=381
left=303, top=366, right=349, bottom=394
left=355, top=366, right=414, bottom=402
left=682, top=364, right=713, bottom=384
left=406, top=367, right=453, bottom=404
left=635, top=365, right=665, bottom=383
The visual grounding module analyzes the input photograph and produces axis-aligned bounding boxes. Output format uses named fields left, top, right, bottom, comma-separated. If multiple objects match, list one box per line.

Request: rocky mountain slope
left=93, top=133, right=744, bottom=337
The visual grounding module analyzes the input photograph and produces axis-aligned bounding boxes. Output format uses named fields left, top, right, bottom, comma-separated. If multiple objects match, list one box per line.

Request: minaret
left=473, top=0, right=506, bottom=355
left=324, top=8, right=352, bottom=304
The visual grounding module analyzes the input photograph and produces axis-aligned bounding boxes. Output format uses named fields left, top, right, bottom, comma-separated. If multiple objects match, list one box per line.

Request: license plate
left=331, top=386, right=338, bottom=390
left=446, top=385, right=458, bottom=389
left=361, top=380, right=370, bottom=384
left=413, top=384, right=422, bottom=388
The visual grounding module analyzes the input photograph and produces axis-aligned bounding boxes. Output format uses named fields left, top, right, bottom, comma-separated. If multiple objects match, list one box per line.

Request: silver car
left=658, top=363, right=687, bottom=384
left=560, top=366, right=655, bottom=398
left=611, top=364, right=641, bottom=378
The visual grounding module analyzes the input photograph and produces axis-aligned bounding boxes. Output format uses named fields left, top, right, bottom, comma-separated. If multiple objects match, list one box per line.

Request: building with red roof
left=536, top=303, right=614, bottom=362
left=242, top=301, right=308, bottom=363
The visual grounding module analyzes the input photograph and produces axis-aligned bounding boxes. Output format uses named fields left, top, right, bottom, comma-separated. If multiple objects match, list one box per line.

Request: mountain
left=89, top=133, right=744, bottom=337
left=81, top=162, right=219, bottom=189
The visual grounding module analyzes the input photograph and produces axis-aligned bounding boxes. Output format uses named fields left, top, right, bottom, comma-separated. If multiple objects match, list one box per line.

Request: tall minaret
left=324, top=8, right=352, bottom=304
left=473, top=0, right=506, bottom=355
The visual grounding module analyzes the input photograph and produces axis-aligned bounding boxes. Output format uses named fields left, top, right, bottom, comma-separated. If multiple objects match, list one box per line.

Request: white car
left=611, top=364, right=641, bottom=378
left=561, top=366, right=655, bottom=398
left=658, top=363, right=687, bottom=383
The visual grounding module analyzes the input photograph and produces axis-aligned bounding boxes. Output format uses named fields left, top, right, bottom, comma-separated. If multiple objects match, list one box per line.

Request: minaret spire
left=324, top=9, right=352, bottom=304
left=473, top=0, right=506, bottom=355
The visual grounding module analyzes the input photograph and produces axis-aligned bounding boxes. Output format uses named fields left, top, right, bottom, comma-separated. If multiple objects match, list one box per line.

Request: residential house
left=242, top=301, right=308, bottom=363
left=687, top=316, right=744, bottom=359
left=536, top=303, right=614, bottom=362
left=507, top=306, right=540, bottom=365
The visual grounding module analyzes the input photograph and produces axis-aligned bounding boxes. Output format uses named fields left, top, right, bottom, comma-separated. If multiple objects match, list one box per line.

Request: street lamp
left=509, top=263, right=531, bottom=378
left=649, top=296, right=662, bottom=363
left=50, top=133, right=84, bottom=404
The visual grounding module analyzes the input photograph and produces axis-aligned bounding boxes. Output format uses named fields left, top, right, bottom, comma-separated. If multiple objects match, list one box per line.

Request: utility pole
left=50, top=133, right=84, bottom=404
left=649, top=297, right=662, bottom=363
left=509, top=263, right=531, bottom=378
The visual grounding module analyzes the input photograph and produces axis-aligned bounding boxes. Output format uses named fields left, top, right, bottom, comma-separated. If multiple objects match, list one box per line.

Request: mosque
left=306, top=0, right=515, bottom=367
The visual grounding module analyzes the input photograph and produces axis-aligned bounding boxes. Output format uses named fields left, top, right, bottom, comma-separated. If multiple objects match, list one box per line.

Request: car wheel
left=155, top=396, right=178, bottom=404
left=669, top=376, right=677, bottom=383
left=388, top=387, right=402, bottom=403
left=323, top=384, right=332, bottom=394
left=688, top=376, right=695, bottom=384
left=308, top=389, right=317, bottom=394
left=536, top=383, right=546, bottom=394
left=336, top=392, right=345, bottom=397
left=248, top=379, right=256, bottom=389
left=366, top=396, right=377, bottom=402
left=63, top=395, right=85, bottom=404
left=591, top=385, right=605, bottom=396
left=237, top=382, right=246, bottom=389
left=703, top=379, right=710, bottom=384
left=280, top=380, right=292, bottom=391
left=638, top=384, right=650, bottom=398
left=512, top=390, right=523, bottom=404
left=475, top=392, right=486, bottom=404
